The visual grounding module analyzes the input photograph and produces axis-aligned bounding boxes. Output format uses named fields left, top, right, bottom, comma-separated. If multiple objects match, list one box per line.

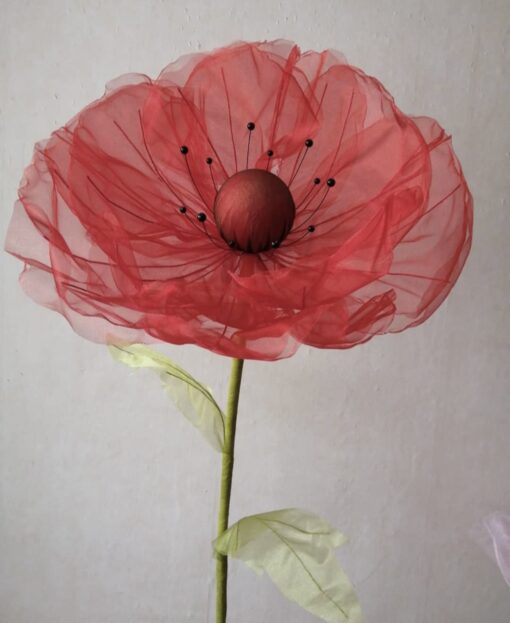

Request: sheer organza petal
left=304, top=116, right=472, bottom=348
left=173, top=40, right=320, bottom=179
left=5, top=40, right=473, bottom=361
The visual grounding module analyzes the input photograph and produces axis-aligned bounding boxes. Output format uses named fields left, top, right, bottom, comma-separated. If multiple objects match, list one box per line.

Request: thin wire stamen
left=265, top=149, right=274, bottom=172
left=288, top=139, right=314, bottom=187
left=296, top=177, right=321, bottom=209
left=246, top=122, right=255, bottom=169
left=136, top=111, right=189, bottom=209
left=180, top=146, right=213, bottom=215
left=292, top=178, right=336, bottom=234
left=206, top=157, right=218, bottom=191
left=281, top=226, right=316, bottom=248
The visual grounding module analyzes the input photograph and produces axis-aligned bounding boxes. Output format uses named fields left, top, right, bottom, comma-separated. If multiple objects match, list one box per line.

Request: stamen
left=137, top=111, right=188, bottom=208
left=178, top=206, right=225, bottom=249
left=281, top=226, right=316, bottom=247
left=221, top=68, right=238, bottom=173
left=179, top=207, right=206, bottom=233
left=199, top=216, right=228, bottom=249
left=246, top=121, right=255, bottom=169
left=180, top=146, right=212, bottom=215
left=292, top=178, right=336, bottom=233
left=266, top=149, right=273, bottom=171
left=206, top=157, right=218, bottom=191
left=288, top=138, right=314, bottom=187
left=297, top=177, right=321, bottom=209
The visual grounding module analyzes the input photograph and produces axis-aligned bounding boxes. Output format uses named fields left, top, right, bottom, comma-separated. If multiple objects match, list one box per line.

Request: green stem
left=216, top=358, right=244, bottom=623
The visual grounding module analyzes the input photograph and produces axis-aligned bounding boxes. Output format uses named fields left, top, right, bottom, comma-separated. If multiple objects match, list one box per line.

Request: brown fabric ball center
left=213, top=169, right=296, bottom=253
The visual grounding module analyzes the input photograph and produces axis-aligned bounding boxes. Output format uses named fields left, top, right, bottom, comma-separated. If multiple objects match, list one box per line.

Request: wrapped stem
left=215, top=358, right=244, bottom=622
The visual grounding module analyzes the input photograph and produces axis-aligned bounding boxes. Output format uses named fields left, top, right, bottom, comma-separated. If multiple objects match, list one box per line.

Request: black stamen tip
left=314, top=177, right=321, bottom=185
left=197, top=212, right=206, bottom=222
left=228, top=240, right=236, bottom=248
left=307, top=225, right=316, bottom=233
left=206, top=157, right=213, bottom=165
left=179, top=206, right=187, bottom=214
left=271, top=240, right=280, bottom=249
left=180, top=145, right=189, bottom=155
left=267, top=149, right=274, bottom=157
left=247, top=121, right=255, bottom=131
left=327, top=178, right=336, bottom=187
left=305, top=138, right=314, bottom=148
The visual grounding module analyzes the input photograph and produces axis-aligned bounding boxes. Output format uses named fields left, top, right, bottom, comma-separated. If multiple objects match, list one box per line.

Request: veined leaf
left=214, top=508, right=363, bottom=623
left=109, top=344, right=225, bottom=451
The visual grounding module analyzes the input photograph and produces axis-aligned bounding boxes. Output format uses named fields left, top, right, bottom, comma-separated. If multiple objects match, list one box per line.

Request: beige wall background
left=1, top=1, right=509, bottom=621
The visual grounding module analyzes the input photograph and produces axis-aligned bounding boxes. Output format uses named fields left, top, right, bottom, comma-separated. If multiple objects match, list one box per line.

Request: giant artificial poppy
left=5, top=39, right=473, bottom=360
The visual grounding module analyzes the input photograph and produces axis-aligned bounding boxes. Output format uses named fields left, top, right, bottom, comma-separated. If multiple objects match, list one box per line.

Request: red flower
left=5, top=40, right=473, bottom=360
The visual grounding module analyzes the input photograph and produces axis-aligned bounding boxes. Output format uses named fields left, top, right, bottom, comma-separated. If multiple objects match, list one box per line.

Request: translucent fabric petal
left=5, top=40, right=473, bottom=361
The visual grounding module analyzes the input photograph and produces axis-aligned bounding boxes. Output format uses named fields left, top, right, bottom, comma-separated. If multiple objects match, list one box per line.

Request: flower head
left=5, top=40, right=473, bottom=360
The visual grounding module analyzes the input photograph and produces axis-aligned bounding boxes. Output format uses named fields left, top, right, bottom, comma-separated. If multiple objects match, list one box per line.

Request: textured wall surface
left=1, top=1, right=509, bottom=622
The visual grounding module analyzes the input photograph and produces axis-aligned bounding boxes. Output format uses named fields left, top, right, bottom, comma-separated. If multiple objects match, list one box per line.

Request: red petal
left=5, top=41, right=473, bottom=360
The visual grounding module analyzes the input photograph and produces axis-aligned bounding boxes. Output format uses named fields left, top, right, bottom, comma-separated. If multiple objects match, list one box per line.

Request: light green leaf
left=214, top=508, right=363, bottom=623
left=109, top=344, right=225, bottom=451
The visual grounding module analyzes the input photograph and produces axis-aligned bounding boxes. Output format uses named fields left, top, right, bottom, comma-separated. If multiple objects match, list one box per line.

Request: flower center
left=213, top=169, right=296, bottom=253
